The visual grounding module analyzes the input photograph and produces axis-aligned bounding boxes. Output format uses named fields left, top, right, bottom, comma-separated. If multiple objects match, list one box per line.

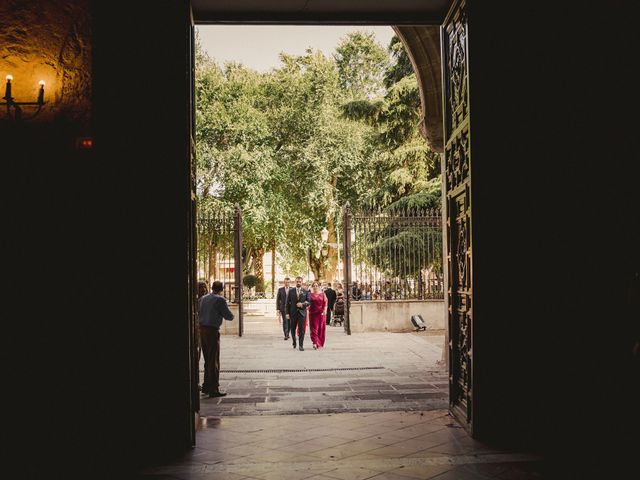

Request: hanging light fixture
left=1, top=75, right=46, bottom=121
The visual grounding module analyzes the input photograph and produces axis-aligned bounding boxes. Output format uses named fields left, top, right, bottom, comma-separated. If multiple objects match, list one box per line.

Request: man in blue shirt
left=198, top=281, right=234, bottom=397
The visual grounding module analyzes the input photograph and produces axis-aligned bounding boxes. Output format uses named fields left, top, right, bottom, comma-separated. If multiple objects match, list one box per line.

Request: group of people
left=276, top=277, right=345, bottom=351
left=350, top=280, right=394, bottom=301
left=195, top=276, right=346, bottom=398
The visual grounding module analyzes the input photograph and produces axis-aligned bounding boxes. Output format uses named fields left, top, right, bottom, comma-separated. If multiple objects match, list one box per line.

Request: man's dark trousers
left=199, top=326, right=220, bottom=394
left=325, top=288, right=337, bottom=325
left=282, top=313, right=290, bottom=338
left=276, top=286, right=290, bottom=338
left=289, top=311, right=306, bottom=347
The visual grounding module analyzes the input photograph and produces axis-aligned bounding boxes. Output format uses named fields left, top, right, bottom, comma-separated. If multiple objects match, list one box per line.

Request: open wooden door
left=187, top=5, right=199, bottom=445
left=442, top=0, right=476, bottom=435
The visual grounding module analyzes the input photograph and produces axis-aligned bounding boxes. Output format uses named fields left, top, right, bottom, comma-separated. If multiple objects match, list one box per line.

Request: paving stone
left=137, top=313, right=548, bottom=480
left=200, top=313, right=446, bottom=418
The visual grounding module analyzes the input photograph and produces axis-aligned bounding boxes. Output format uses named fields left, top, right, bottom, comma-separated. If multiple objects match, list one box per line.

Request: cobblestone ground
left=199, top=312, right=448, bottom=417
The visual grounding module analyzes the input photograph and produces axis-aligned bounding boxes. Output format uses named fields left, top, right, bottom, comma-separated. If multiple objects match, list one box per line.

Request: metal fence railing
left=346, top=206, right=444, bottom=301
left=196, top=209, right=235, bottom=302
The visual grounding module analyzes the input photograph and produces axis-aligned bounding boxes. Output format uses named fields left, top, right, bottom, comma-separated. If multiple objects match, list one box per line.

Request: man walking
left=286, top=276, right=310, bottom=351
left=198, top=281, right=234, bottom=398
left=276, top=277, right=291, bottom=340
left=324, top=282, right=337, bottom=325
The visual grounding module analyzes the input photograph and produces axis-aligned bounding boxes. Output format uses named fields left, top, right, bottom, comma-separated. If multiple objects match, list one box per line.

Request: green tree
left=195, top=46, right=282, bottom=286
left=195, top=33, right=441, bottom=284
left=384, top=34, right=414, bottom=88
left=334, top=31, right=388, bottom=99
left=339, top=35, right=443, bottom=284
left=258, top=48, right=379, bottom=281
left=342, top=35, right=441, bottom=209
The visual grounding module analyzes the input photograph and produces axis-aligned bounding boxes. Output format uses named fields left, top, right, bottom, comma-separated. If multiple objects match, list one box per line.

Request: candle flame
left=39, top=80, right=45, bottom=86
left=6, top=74, right=13, bottom=81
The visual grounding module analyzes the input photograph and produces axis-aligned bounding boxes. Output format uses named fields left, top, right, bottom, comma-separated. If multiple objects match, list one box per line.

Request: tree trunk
left=308, top=248, right=323, bottom=282
left=324, top=176, right=339, bottom=282
left=326, top=214, right=338, bottom=282
left=208, top=244, right=217, bottom=285
left=243, top=246, right=254, bottom=275
left=254, top=246, right=265, bottom=291
left=271, top=244, right=276, bottom=298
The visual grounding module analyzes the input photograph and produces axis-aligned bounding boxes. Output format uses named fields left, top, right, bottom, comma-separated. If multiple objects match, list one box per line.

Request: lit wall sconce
left=1, top=75, right=46, bottom=121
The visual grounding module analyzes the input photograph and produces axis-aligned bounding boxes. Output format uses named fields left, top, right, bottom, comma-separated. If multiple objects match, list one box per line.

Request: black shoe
left=292, top=340, right=296, bottom=348
left=208, top=391, right=227, bottom=398
left=299, top=345, right=304, bottom=351
left=284, top=336, right=289, bottom=340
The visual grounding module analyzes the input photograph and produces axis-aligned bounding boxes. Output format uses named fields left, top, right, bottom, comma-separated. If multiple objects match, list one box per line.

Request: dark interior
left=2, top=1, right=639, bottom=477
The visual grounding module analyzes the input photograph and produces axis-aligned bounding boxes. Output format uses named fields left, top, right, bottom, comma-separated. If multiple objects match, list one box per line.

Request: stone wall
left=0, top=0, right=91, bottom=124
left=220, top=304, right=240, bottom=335
left=349, top=300, right=445, bottom=333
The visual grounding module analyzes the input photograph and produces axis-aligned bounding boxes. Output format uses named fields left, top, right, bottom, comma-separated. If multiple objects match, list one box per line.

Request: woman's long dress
left=309, top=292, right=328, bottom=348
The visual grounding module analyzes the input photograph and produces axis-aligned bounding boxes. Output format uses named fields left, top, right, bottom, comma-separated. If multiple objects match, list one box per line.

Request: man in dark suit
left=286, top=276, right=310, bottom=351
left=324, top=282, right=337, bottom=325
left=276, top=277, right=291, bottom=340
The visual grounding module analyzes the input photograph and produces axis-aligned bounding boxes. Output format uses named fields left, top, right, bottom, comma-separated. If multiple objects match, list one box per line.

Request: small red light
left=76, top=137, right=93, bottom=150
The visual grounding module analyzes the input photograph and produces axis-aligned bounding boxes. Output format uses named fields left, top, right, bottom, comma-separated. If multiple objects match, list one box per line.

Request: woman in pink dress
left=308, top=281, right=328, bottom=349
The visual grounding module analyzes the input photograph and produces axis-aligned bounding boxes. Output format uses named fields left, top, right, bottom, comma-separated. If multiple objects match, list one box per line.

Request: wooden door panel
left=443, top=0, right=474, bottom=434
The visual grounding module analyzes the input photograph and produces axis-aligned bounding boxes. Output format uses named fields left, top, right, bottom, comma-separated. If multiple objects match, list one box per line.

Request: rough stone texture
left=220, top=304, right=241, bottom=335
left=0, top=0, right=91, bottom=123
left=350, top=300, right=445, bottom=332
left=223, top=301, right=445, bottom=335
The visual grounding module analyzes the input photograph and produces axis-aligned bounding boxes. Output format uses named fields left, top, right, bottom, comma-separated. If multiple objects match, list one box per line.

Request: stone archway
left=393, top=26, right=444, bottom=153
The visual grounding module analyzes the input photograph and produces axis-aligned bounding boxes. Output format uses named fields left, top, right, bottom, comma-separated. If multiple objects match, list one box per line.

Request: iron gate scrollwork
left=196, top=205, right=243, bottom=337
left=349, top=207, right=444, bottom=301
left=443, top=0, right=474, bottom=434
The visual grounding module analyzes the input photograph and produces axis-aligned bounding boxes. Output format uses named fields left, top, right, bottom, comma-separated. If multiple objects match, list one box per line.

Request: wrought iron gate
left=233, top=205, right=244, bottom=337
left=341, top=203, right=444, bottom=336
left=196, top=205, right=244, bottom=336
left=350, top=207, right=443, bottom=300
left=342, top=203, right=352, bottom=335
left=442, top=0, right=475, bottom=434
left=188, top=19, right=198, bottom=443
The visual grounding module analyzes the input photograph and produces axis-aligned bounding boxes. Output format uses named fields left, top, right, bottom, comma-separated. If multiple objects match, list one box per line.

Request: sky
left=196, top=25, right=395, bottom=71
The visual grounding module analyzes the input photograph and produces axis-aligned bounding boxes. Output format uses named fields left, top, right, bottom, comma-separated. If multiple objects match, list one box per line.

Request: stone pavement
left=142, top=313, right=546, bottom=479
left=200, top=312, right=448, bottom=417
left=141, top=410, right=545, bottom=479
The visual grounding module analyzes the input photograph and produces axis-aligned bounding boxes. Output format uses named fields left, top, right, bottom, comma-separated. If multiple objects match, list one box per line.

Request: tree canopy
left=195, top=31, right=441, bottom=285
